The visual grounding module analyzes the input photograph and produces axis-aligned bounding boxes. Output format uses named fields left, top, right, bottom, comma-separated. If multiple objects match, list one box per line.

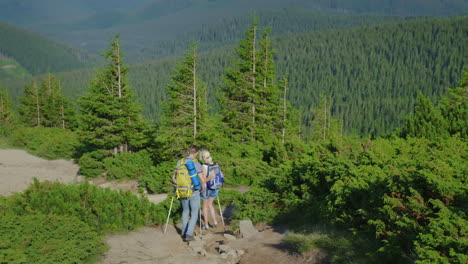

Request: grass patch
left=0, top=136, right=14, bottom=148
left=283, top=224, right=382, bottom=264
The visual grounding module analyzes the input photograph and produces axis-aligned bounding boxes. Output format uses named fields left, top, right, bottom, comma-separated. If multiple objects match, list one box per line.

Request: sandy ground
left=0, top=149, right=80, bottom=196
left=1, top=149, right=325, bottom=264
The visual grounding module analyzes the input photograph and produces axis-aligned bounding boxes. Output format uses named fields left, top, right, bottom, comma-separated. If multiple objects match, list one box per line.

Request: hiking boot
left=184, top=235, right=194, bottom=242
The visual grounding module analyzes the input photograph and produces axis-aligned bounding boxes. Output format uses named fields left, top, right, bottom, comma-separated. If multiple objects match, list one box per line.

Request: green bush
left=6, top=180, right=166, bottom=233
left=78, top=149, right=111, bottom=178
left=103, top=150, right=153, bottom=180
left=233, top=186, right=280, bottom=223
left=275, top=136, right=467, bottom=263
left=0, top=214, right=104, bottom=264
left=139, top=160, right=174, bottom=194
left=10, top=127, right=79, bottom=159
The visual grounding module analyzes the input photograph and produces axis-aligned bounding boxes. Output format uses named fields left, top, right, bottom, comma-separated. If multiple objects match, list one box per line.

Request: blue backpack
left=206, top=163, right=224, bottom=190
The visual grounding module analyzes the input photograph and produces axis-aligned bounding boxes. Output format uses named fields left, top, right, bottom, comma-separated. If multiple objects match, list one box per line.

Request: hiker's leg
left=181, top=198, right=190, bottom=236
left=208, top=198, right=218, bottom=224
left=186, top=191, right=200, bottom=236
left=202, top=199, right=210, bottom=226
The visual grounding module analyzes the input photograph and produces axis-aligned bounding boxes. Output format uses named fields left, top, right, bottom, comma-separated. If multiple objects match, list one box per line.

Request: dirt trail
left=0, top=149, right=324, bottom=264
left=0, top=149, right=80, bottom=196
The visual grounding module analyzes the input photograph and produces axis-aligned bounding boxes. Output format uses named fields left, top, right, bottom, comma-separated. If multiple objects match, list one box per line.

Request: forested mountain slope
left=133, top=8, right=404, bottom=61
left=4, top=0, right=467, bottom=62
left=3, top=16, right=467, bottom=136
left=0, top=22, right=97, bottom=76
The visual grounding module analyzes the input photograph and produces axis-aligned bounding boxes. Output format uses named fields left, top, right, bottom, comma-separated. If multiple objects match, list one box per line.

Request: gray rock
left=220, top=253, right=228, bottom=259
left=75, top=175, right=85, bottom=183
left=223, top=234, right=237, bottom=241
left=218, top=245, right=230, bottom=253
left=236, top=249, right=245, bottom=256
left=227, top=249, right=237, bottom=257
left=239, top=220, right=257, bottom=239
left=223, top=205, right=237, bottom=218
left=202, top=233, right=213, bottom=240
left=188, top=240, right=204, bottom=253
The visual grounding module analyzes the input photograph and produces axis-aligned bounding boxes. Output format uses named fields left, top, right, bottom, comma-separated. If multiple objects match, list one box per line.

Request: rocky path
left=0, top=149, right=324, bottom=264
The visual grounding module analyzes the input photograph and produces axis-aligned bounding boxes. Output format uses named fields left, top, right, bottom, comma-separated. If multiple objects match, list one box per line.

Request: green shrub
left=7, top=180, right=166, bottom=233
left=10, top=127, right=79, bottom=159
left=0, top=214, right=104, bottom=264
left=103, top=150, right=153, bottom=180
left=139, top=160, right=174, bottom=194
left=78, top=149, right=111, bottom=177
left=276, top=136, right=467, bottom=263
left=233, top=186, right=280, bottom=223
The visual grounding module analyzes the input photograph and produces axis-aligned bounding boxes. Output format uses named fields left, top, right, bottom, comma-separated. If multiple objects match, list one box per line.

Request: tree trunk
left=193, top=47, right=197, bottom=140
left=323, top=97, right=327, bottom=140
left=282, top=79, right=287, bottom=144
left=34, top=82, right=41, bottom=126
left=61, top=103, right=65, bottom=129
left=252, top=25, right=257, bottom=132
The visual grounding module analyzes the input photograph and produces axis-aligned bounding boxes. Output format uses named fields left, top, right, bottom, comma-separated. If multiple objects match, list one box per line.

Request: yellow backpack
left=175, top=158, right=196, bottom=198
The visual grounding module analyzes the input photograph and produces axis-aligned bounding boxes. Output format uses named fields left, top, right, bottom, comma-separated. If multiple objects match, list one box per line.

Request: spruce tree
left=309, top=96, right=342, bottom=141
left=0, top=88, right=15, bottom=131
left=157, top=44, right=207, bottom=159
left=79, top=35, right=149, bottom=155
left=401, top=94, right=449, bottom=139
left=440, top=71, right=468, bottom=138
left=256, top=28, right=281, bottom=141
left=39, top=74, right=76, bottom=129
left=19, top=80, right=42, bottom=127
left=222, top=19, right=281, bottom=142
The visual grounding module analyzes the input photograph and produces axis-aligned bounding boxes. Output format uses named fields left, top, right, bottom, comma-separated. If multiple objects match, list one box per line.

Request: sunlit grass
left=283, top=224, right=379, bottom=264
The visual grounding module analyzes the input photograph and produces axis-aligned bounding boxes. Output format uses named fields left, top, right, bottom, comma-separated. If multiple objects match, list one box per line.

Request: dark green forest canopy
left=2, top=16, right=467, bottom=136
left=0, top=22, right=97, bottom=76
left=1, top=0, right=467, bottom=59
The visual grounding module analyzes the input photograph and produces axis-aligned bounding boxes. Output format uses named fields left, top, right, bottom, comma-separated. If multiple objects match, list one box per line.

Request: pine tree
left=256, top=28, right=281, bottom=141
left=309, top=96, right=342, bottom=141
left=79, top=35, right=150, bottom=155
left=157, top=44, right=207, bottom=159
left=222, top=19, right=281, bottom=142
left=19, top=80, right=42, bottom=127
left=0, top=88, right=15, bottom=131
left=401, top=94, right=449, bottom=139
left=39, top=74, right=76, bottom=129
left=440, top=71, right=468, bottom=138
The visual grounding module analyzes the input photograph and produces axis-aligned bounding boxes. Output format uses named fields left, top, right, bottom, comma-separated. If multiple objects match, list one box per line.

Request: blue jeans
left=181, top=191, right=200, bottom=237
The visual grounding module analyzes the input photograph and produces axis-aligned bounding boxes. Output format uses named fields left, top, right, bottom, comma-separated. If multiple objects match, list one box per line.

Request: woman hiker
left=199, top=149, right=224, bottom=230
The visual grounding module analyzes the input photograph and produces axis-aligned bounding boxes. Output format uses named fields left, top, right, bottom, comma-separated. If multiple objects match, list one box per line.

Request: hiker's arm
left=201, top=166, right=208, bottom=183
left=172, top=170, right=177, bottom=184
left=197, top=173, right=204, bottom=190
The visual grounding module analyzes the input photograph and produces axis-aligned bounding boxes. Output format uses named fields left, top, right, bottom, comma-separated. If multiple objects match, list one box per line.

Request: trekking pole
left=199, top=197, right=203, bottom=237
left=217, top=196, right=225, bottom=228
left=164, top=196, right=174, bottom=234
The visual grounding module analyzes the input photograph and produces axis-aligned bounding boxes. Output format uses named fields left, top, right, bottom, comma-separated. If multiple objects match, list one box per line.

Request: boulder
left=223, top=234, right=237, bottom=241
left=239, top=220, right=257, bottom=239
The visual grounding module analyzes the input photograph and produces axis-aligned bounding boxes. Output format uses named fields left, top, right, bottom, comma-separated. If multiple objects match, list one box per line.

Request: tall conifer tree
left=19, top=80, right=42, bottom=127
left=39, top=74, right=76, bottom=129
left=401, top=94, right=449, bottom=139
left=0, top=88, right=15, bottom=130
left=222, top=19, right=281, bottom=142
left=158, top=44, right=207, bottom=159
left=79, top=35, right=149, bottom=155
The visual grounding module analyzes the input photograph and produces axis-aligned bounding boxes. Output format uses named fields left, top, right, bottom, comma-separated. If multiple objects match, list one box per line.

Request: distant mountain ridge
left=3, top=16, right=466, bottom=136
left=0, top=22, right=98, bottom=76
left=1, top=0, right=467, bottom=62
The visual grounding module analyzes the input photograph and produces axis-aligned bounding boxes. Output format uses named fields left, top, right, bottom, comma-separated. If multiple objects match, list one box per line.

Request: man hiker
left=172, top=145, right=204, bottom=242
